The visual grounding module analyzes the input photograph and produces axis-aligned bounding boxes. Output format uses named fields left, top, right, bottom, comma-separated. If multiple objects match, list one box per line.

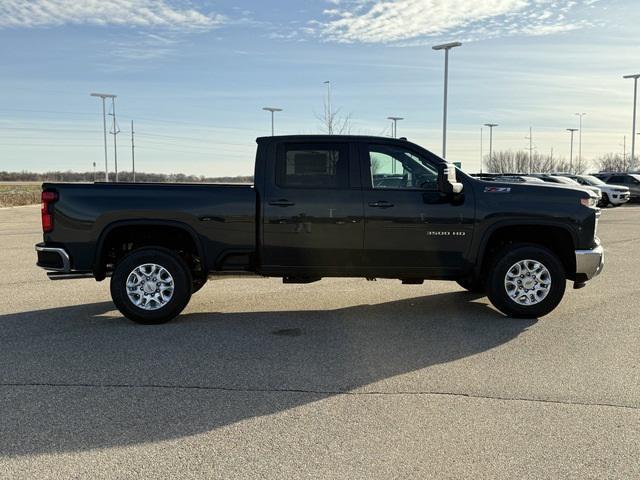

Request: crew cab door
left=261, top=141, right=364, bottom=271
left=360, top=142, right=474, bottom=274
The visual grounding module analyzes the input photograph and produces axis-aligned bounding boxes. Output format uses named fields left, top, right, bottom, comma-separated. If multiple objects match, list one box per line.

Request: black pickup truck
left=36, top=135, right=604, bottom=324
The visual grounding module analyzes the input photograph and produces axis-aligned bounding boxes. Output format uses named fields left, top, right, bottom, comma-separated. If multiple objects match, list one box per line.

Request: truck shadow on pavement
left=0, top=292, right=536, bottom=457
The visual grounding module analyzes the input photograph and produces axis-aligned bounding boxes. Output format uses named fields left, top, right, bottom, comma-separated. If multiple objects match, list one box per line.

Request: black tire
left=598, top=193, right=610, bottom=208
left=110, top=247, right=192, bottom=324
left=486, top=243, right=566, bottom=318
left=456, top=277, right=485, bottom=294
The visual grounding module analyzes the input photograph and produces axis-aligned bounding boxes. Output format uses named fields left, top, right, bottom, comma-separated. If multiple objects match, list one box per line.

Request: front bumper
left=609, top=192, right=630, bottom=204
left=574, top=242, right=604, bottom=284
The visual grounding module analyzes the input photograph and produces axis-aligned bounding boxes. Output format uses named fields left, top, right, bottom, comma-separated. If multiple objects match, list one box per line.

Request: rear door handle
left=368, top=201, right=394, bottom=208
left=268, top=199, right=295, bottom=207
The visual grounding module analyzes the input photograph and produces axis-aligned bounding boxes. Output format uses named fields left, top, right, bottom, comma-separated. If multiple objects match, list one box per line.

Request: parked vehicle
left=470, top=173, right=546, bottom=184
left=532, top=174, right=603, bottom=203
left=35, top=135, right=604, bottom=324
left=558, top=174, right=630, bottom=207
left=594, top=173, right=640, bottom=202
left=509, top=175, right=546, bottom=184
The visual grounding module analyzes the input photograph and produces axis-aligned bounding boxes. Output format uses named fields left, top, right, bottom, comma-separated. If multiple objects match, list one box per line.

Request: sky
left=0, top=0, right=639, bottom=176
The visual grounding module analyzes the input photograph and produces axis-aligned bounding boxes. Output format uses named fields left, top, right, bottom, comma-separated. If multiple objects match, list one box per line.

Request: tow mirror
left=437, top=162, right=463, bottom=196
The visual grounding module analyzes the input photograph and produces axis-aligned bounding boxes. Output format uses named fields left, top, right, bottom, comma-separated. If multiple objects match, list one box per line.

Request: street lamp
left=432, top=41, right=462, bottom=159
left=567, top=128, right=578, bottom=172
left=484, top=123, right=498, bottom=168
left=623, top=74, right=640, bottom=169
left=262, top=107, right=282, bottom=136
left=575, top=113, right=586, bottom=169
left=387, top=116, right=404, bottom=138
left=90, top=92, right=116, bottom=182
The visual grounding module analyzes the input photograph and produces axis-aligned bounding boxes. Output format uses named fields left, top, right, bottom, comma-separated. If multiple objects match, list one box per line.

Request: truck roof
left=256, top=134, right=411, bottom=143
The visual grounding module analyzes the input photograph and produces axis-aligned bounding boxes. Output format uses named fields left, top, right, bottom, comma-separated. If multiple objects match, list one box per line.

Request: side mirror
left=437, top=162, right=463, bottom=195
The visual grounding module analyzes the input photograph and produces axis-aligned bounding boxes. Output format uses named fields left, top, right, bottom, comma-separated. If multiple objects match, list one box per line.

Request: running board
left=47, top=272, right=95, bottom=280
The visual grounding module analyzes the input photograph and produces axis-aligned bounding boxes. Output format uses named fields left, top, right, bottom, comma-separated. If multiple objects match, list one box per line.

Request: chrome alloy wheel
left=126, top=263, right=174, bottom=310
left=504, top=259, right=551, bottom=306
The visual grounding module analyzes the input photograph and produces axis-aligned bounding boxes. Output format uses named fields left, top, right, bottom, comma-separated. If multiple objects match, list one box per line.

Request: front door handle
left=268, top=199, right=295, bottom=207
left=368, top=201, right=394, bottom=208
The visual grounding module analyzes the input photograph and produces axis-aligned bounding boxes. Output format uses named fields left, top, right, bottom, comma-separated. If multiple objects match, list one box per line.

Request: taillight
left=41, top=190, right=58, bottom=233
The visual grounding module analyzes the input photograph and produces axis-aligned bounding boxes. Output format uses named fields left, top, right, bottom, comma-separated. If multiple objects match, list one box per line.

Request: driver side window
left=369, top=144, right=438, bottom=190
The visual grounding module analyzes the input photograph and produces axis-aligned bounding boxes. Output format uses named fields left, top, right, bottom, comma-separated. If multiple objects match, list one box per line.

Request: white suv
left=563, top=175, right=630, bottom=207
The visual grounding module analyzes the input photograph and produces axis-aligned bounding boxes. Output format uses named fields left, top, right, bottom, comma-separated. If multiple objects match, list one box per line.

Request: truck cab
left=256, top=136, right=469, bottom=279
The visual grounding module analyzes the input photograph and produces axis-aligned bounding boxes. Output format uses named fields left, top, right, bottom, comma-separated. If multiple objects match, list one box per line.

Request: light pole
left=432, top=41, right=462, bottom=159
left=575, top=112, right=586, bottom=170
left=484, top=123, right=498, bottom=169
left=623, top=74, right=640, bottom=169
left=567, top=128, right=578, bottom=173
left=526, top=126, right=534, bottom=174
left=387, top=116, right=404, bottom=138
left=109, top=96, right=119, bottom=182
left=90, top=92, right=116, bottom=181
left=131, top=120, right=135, bottom=182
left=323, top=80, right=332, bottom=134
left=262, top=107, right=282, bottom=136
left=480, top=127, right=483, bottom=174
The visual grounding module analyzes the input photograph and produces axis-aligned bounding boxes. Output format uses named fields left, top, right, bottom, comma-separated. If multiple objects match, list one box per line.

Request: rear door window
left=277, top=143, right=349, bottom=189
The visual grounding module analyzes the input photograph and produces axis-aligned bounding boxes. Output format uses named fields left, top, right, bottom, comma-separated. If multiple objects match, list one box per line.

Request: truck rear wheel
left=486, top=244, right=566, bottom=318
left=110, top=247, right=192, bottom=324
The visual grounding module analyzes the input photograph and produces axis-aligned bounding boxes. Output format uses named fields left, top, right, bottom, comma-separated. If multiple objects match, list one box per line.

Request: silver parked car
left=533, top=174, right=603, bottom=204
left=594, top=173, right=640, bottom=202
left=559, top=174, right=630, bottom=207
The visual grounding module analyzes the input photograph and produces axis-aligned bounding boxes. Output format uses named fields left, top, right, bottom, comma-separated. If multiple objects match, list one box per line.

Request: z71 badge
left=484, top=186, right=511, bottom=193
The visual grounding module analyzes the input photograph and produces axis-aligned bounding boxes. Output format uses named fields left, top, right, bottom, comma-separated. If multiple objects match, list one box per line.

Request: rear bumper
left=36, top=243, right=95, bottom=280
left=35, top=243, right=70, bottom=272
left=574, top=243, right=604, bottom=284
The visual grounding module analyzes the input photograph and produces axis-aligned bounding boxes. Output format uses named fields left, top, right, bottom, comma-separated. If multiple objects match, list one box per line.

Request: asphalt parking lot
left=1, top=204, right=639, bottom=479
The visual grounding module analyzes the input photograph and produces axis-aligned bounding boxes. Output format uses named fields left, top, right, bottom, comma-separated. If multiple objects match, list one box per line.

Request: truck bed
left=41, top=182, right=257, bottom=273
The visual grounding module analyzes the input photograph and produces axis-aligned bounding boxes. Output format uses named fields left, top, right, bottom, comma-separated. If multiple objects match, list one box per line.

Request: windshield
left=579, top=175, right=606, bottom=186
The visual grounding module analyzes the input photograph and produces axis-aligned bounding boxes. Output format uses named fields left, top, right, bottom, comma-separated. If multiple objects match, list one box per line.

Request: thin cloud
left=309, top=0, right=598, bottom=43
left=0, top=0, right=225, bottom=30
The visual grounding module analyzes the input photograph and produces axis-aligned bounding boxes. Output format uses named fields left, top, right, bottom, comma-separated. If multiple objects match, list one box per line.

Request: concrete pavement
left=1, top=205, right=638, bottom=479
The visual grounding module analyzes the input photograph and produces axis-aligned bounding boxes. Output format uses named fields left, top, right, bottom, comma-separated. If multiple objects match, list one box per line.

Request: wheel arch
left=93, top=219, right=207, bottom=281
left=475, top=221, right=577, bottom=280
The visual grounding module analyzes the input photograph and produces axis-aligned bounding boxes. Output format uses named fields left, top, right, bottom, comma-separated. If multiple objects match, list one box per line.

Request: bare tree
left=483, top=150, right=586, bottom=174
left=315, top=98, right=353, bottom=135
left=595, top=153, right=630, bottom=172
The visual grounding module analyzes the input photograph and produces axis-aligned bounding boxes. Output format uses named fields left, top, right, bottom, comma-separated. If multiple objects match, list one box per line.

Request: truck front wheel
left=110, top=247, right=192, bottom=324
left=486, top=244, right=566, bottom=318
